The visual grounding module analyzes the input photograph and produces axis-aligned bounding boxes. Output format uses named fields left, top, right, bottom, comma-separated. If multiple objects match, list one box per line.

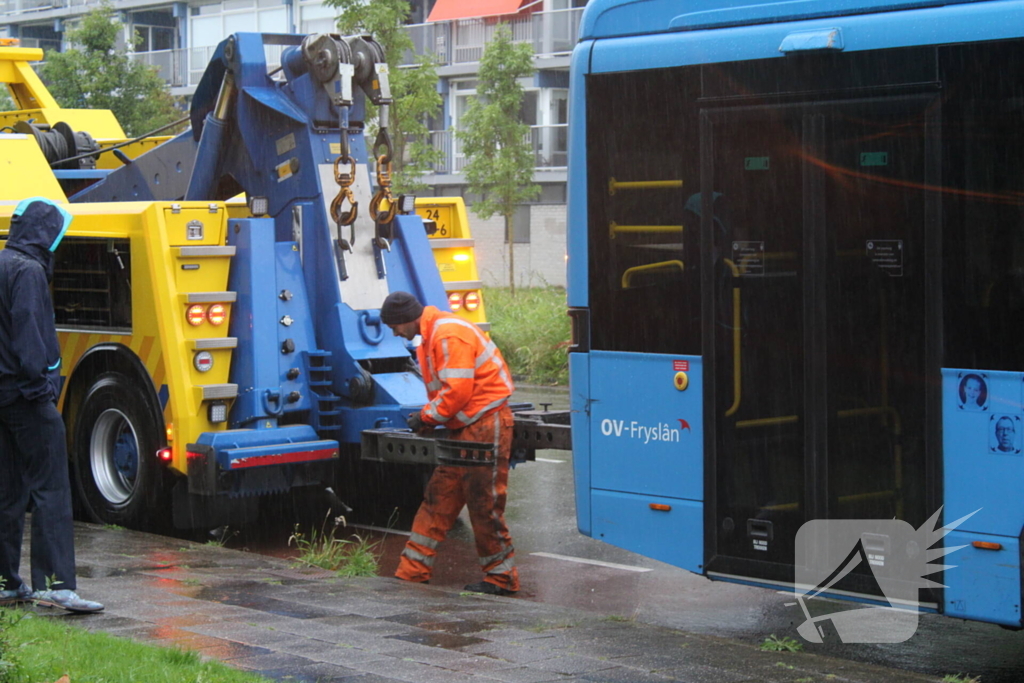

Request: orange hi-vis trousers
left=395, top=404, right=519, bottom=591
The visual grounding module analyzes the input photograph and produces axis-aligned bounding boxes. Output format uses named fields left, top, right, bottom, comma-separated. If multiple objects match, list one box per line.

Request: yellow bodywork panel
left=417, top=197, right=489, bottom=330
left=0, top=133, right=67, bottom=201
left=0, top=201, right=234, bottom=476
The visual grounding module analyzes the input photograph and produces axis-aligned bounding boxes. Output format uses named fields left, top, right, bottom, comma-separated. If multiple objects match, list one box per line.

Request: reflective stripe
left=441, top=337, right=450, bottom=368
left=410, top=532, right=438, bottom=550
left=401, top=546, right=435, bottom=567
left=474, top=341, right=514, bottom=392
left=479, top=546, right=513, bottom=566
left=475, top=341, right=499, bottom=369
left=439, top=368, right=474, bottom=380
left=424, top=402, right=449, bottom=423
left=426, top=379, right=442, bottom=392
left=488, top=555, right=517, bottom=576
left=434, top=316, right=488, bottom=346
left=456, top=396, right=509, bottom=427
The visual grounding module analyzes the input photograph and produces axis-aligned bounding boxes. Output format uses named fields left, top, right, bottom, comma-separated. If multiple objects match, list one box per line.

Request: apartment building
left=0, top=0, right=582, bottom=286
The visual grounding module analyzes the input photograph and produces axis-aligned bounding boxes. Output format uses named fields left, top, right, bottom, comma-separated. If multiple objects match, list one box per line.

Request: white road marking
left=535, top=457, right=564, bottom=463
left=347, top=524, right=412, bottom=536
left=530, top=552, right=653, bottom=573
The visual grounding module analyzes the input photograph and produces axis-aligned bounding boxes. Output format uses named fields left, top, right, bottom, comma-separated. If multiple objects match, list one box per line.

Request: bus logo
left=790, top=508, right=976, bottom=643
left=599, top=418, right=684, bottom=444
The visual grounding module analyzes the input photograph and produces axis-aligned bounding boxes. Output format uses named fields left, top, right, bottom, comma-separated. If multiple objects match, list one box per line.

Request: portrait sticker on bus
left=866, top=240, right=904, bottom=277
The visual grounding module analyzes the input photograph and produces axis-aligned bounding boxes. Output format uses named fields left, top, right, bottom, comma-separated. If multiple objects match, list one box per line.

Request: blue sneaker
left=31, top=589, right=104, bottom=613
left=0, top=583, right=31, bottom=606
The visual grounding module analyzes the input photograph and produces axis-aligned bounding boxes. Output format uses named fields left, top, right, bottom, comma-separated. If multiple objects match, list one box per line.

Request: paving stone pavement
left=18, top=523, right=945, bottom=683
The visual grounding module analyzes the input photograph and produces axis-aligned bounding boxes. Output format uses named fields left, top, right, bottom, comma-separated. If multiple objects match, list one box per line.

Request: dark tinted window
left=585, top=68, right=702, bottom=355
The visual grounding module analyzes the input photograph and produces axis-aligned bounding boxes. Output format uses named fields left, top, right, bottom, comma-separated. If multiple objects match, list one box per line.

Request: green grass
left=288, top=515, right=381, bottom=577
left=0, top=608, right=270, bottom=683
left=943, top=675, right=981, bottom=683
left=483, top=286, right=569, bottom=386
left=759, top=634, right=803, bottom=652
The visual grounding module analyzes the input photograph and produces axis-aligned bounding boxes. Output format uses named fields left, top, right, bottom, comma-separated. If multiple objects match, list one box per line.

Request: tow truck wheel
left=72, top=372, right=166, bottom=530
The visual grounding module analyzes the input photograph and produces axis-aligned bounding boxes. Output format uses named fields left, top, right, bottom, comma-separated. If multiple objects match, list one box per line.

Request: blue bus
left=567, top=0, right=1024, bottom=628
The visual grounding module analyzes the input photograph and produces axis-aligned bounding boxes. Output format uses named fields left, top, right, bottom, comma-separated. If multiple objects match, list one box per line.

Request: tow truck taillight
left=208, top=303, right=226, bottom=326
left=448, top=292, right=463, bottom=312
left=156, top=447, right=173, bottom=462
left=464, top=291, right=480, bottom=311
left=186, top=304, right=206, bottom=326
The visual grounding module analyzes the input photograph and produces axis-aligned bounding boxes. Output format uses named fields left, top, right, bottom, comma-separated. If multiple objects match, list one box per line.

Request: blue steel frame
left=568, top=0, right=1024, bottom=627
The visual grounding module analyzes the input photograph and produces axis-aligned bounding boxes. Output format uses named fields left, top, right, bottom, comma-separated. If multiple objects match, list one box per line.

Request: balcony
left=128, top=43, right=286, bottom=89
left=426, top=125, right=567, bottom=175
left=404, top=8, right=582, bottom=66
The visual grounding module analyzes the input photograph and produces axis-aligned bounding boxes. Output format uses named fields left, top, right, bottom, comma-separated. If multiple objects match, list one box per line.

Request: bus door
left=702, top=95, right=937, bottom=590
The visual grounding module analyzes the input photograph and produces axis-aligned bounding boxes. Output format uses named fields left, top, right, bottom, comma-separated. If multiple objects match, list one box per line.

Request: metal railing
left=425, top=125, right=567, bottom=175
left=404, top=8, right=582, bottom=65
left=1, top=0, right=91, bottom=16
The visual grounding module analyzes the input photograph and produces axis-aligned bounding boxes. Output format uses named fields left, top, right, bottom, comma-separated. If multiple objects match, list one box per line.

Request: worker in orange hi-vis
left=380, top=291, right=519, bottom=596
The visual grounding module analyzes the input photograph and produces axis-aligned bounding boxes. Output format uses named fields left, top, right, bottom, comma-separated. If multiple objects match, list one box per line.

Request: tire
left=72, top=372, right=167, bottom=530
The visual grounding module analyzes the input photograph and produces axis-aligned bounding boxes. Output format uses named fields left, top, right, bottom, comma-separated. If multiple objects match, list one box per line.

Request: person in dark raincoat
left=0, top=197, right=103, bottom=613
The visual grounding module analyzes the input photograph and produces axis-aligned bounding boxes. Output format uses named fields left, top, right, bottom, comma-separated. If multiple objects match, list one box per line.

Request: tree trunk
left=506, top=212, right=516, bottom=296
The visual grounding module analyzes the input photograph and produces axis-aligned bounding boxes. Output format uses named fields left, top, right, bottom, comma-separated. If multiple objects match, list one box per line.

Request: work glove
left=407, top=412, right=428, bottom=433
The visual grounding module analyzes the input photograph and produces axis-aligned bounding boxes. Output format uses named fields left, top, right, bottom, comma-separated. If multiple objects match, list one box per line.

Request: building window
left=506, top=205, right=530, bottom=244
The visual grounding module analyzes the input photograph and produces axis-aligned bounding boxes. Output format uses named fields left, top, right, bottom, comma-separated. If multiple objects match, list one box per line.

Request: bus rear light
left=156, top=447, right=173, bottom=463
left=448, top=292, right=463, bottom=312
left=186, top=304, right=206, bottom=326
left=972, top=541, right=1003, bottom=551
left=464, top=291, right=480, bottom=311
left=207, top=303, right=227, bottom=326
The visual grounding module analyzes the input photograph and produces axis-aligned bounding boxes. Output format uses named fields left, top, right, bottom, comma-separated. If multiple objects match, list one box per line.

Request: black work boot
left=464, top=581, right=516, bottom=596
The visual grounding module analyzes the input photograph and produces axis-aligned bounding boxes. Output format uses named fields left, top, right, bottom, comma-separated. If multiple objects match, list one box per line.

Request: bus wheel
left=73, top=372, right=165, bottom=530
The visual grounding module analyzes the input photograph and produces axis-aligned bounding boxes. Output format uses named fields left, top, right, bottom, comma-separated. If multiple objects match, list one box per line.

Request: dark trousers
left=0, top=397, right=76, bottom=592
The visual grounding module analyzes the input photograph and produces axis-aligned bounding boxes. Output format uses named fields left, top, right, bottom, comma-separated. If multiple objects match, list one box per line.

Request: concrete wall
left=469, top=204, right=568, bottom=288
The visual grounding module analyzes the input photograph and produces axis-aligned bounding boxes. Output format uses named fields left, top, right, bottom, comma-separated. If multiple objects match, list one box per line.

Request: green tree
left=39, top=2, right=180, bottom=137
left=325, top=0, right=442, bottom=193
left=457, top=24, right=539, bottom=295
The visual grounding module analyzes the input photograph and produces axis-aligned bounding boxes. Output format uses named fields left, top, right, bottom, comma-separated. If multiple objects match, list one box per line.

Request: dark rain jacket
left=0, top=198, right=71, bottom=407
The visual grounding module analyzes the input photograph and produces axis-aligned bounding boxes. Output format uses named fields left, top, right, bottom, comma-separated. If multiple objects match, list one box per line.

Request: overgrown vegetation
left=485, top=286, right=569, bottom=386
left=759, top=634, right=803, bottom=652
left=942, top=675, right=981, bottom=683
left=0, top=611, right=269, bottom=682
left=288, top=514, right=381, bottom=577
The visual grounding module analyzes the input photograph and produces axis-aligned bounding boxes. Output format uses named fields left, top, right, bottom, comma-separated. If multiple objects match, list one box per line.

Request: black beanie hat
left=380, top=291, right=424, bottom=325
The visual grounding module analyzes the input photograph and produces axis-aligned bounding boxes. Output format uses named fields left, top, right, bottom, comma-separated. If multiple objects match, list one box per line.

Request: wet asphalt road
left=215, top=386, right=1024, bottom=683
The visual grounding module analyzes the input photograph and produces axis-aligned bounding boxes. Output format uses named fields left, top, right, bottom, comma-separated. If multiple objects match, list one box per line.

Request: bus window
left=942, top=41, right=1024, bottom=372
left=586, top=67, right=702, bottom=356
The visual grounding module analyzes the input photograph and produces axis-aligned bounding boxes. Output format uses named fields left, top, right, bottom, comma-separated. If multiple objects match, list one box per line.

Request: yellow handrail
left=621, top=260, right=684, bottom=289
left=723, top=259, right=742, bottom=417
left=609, top=222, right=684, bottom=238
left=608, top=177, right=683, bottom=195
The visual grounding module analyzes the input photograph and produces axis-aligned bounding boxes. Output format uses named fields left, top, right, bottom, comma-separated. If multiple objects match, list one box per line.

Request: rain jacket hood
left=6, top=197, right=72, bottom=279
left=0, top=198, right=71, bottom=406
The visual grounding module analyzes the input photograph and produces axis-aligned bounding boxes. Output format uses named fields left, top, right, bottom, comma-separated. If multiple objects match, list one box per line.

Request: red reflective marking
left=230, top=447, right=338, bottom=469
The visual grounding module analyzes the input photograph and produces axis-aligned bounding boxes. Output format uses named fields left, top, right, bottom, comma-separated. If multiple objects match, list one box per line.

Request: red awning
left=427, top=0, right=526, bottom=22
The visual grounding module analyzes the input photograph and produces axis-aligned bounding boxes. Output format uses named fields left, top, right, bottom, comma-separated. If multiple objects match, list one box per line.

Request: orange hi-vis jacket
left=416, top=306, right=515, bottom=429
